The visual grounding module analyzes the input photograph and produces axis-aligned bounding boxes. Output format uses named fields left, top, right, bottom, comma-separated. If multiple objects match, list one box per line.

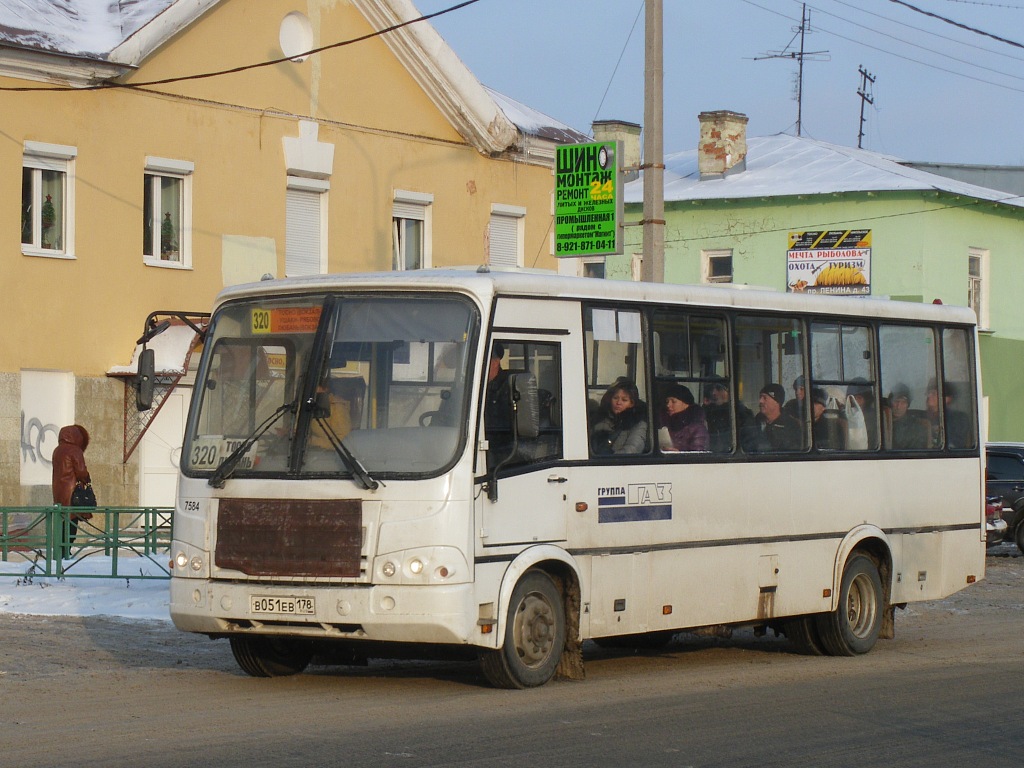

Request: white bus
left=169, top=269, right=986, bottom=688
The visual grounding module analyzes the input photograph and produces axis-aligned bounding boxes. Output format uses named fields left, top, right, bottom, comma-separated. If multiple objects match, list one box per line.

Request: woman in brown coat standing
left=51, top=424, right=92, bottom=559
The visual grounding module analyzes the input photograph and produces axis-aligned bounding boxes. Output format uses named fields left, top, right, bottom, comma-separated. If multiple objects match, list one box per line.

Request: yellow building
left=0, top=0, right=585, bottom=505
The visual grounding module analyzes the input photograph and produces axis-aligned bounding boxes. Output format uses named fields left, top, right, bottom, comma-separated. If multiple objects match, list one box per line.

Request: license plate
left=250, top=595, right=315, bottom=615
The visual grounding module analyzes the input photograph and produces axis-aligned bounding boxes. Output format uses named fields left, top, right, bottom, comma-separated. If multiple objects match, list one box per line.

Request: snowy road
left=3, top=548, right=1022, bottom=767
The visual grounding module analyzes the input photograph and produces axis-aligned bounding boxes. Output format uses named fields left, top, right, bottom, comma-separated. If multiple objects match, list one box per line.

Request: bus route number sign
left=554, top=140, right=623, bottom=258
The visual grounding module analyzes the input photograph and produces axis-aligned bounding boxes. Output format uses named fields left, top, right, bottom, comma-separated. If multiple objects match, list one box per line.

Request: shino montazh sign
left=787, top=229, right=872, bottom=295
left=554, top=141, right=623, bottom=258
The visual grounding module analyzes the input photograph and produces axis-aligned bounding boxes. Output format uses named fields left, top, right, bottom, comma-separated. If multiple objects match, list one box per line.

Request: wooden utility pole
left=857, top=66, right=875, bottom=149
left=641, top=0, right=664, bottom=284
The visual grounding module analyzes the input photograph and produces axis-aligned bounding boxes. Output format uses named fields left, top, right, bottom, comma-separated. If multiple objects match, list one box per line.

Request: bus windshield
left=183, top=293, right=477, bottom=480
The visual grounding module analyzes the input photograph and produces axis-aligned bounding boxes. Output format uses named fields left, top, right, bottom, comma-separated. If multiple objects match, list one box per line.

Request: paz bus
left=168, top=268, right=985, bottom=688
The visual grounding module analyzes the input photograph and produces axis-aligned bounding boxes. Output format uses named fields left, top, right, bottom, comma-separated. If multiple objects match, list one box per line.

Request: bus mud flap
left=555, top=576, right=584, bottom=681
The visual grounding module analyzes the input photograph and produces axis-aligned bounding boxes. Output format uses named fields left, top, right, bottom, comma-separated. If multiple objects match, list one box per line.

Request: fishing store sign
left=786, top=230, right=872, bottom=296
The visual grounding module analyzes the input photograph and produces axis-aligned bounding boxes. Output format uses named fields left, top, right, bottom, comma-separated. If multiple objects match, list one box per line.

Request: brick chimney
left=592, top=119, right=642, bottom=181
left=698, top=110, right=748, bottom=179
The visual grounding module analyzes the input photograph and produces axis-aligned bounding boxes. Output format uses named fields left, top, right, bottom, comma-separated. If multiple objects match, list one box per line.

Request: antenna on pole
left=857, top=66, right=876, bottom=149
left=754, top=3, right=829, bottom=136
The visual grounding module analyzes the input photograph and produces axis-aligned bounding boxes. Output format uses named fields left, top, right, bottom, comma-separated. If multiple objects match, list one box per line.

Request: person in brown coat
left=51, top=424, right=92, bottom=558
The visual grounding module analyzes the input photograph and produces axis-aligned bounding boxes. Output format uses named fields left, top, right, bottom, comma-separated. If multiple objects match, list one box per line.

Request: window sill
left=144, top=257, right=192, bottom=270
left=22, top=247, right=74, bottom=260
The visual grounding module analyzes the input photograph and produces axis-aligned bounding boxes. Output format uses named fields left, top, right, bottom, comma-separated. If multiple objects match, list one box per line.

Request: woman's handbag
left=70, top=482, right=96, bottom=519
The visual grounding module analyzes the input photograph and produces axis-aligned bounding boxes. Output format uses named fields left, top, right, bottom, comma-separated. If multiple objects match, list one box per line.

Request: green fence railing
left=0, top=506, right=173, bottom=578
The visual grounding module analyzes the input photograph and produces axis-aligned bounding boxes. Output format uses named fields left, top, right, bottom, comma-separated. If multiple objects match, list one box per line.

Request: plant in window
left=161, top=212, right=178, bottom=258
left=40, top=193, right=56, bottom=243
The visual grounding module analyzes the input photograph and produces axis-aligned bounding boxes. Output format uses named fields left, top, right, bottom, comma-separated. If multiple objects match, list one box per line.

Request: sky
left=421, top=0, right=1024, bottom=166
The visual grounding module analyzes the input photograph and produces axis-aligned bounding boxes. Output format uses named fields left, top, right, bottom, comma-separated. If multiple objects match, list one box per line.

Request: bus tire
left=782, top=616, right=827, bottom=656
left=814, top=554, right=884, bottom=656
left=480, top=570, right=565, bottom=689
left=229, top=635, right=313, bottom=677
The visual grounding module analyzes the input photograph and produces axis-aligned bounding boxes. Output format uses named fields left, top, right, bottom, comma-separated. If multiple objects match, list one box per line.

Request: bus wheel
left=229, top=635, right=313, bottom=677
left=782, top=616, right=827, bottom=656
left=480, top=570, right=565, bottom=689
left=814, top=554, right=884, bottom=656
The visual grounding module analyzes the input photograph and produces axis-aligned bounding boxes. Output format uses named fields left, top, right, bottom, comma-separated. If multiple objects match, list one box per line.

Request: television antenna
left=755, top=3, right=830, bottom=136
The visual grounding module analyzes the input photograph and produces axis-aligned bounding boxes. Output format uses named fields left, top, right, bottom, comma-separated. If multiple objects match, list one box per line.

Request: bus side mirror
left=509, top=372, right=540, bottom=439
left=136, top=348, right=156, bottom=411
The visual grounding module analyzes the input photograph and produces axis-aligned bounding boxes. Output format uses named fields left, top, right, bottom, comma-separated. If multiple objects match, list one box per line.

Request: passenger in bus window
left=782, top=375, right=807, bottom=422
left=705, top=380, right=756, bottom=453
left=811, top=387, right=843, bottom=450
left=926, top=380, right=971, bottom=449
left=753, top=383, right=801, bottom=451
left=888, top=383, right=929, bottom=450
left=485, top=342, right=511, bottom=431
left=658, top=383, right=709, bottom=452
left=590, top=378, right=648, bottom=455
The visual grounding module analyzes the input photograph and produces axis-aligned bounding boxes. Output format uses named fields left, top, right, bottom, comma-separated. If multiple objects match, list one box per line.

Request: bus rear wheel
left=229, top=635, right=313, bottom=677
left=814, top=554, right=884, bottom=656
left=480, top=570, right=565, bottom=689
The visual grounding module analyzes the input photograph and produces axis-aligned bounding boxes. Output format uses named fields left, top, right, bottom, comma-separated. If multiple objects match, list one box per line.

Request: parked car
left=986, top=494, right=1007, bottom=548
left=985, top=443, right=1024, bottom=553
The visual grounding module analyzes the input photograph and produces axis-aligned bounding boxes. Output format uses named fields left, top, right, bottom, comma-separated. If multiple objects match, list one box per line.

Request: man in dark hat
left=754, top=382, right=801, bottom=451
left=889, top=383, right=929, bottom=450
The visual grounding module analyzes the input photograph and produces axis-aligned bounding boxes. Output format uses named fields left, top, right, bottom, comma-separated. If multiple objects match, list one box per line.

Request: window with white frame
left=968, top=247, right=990, bottom=329
left=143, top=157, right=193, bottom=267
left=285, top=176, right=328, bottom=277
left=22, top=141, right=76, bottom=258
left=580, top=256, right=606, bottom=279
left=489, top=204, right=525, bottom=268
left=702, top=249, right=733, bottom=283
left=392, top=190, right=432, bottom=270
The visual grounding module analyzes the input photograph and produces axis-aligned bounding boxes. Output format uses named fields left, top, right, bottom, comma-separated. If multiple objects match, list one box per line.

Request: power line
left=888, top=0, right=1024, bottom=50
left=0, top=0, right=482, bottom=93
left=590, top=0, right=644, bottom=129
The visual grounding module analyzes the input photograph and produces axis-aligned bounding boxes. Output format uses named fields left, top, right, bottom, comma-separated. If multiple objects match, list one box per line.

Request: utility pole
left=755, top=3, right=828, bottom=137
left=641, top=0, right=664, bottom=283
left=857, top=66, right=875, bottom=149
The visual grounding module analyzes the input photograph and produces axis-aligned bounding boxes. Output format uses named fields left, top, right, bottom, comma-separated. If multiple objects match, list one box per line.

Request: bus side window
left=487, top=341, right=563, bottom=468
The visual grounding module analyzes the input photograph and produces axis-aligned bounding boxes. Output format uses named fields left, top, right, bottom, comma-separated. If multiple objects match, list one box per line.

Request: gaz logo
left=597, top=483, right=673, bottom=523
left=628, top=483, right=672, bottom=505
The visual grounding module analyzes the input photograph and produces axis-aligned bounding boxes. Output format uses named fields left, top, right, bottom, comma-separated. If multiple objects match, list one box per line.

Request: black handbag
left=70, top=482, right=97, bottom=507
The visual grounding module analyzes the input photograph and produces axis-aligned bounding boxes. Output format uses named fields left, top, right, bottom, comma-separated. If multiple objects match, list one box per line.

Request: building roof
left=623, top=133, right=1024, bottom=210
left=0, top=0, right=586, bottom=153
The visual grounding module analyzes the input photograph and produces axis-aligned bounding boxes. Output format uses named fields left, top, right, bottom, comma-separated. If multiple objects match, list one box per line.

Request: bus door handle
left=547, top=475, right=568, bottom=484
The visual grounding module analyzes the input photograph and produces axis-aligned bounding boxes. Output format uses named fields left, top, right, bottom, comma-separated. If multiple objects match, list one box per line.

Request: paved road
left=3, top=548, right=1023, bottom=768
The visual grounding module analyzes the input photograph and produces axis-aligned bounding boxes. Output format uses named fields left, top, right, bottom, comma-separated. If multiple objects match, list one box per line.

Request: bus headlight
left=190, top=556, right=203, bottom=572
left=381, top=560, right=397, bottom=578
left=408, top=558, right=424, bottom=575
left=175, top=552, right=188, bottom=569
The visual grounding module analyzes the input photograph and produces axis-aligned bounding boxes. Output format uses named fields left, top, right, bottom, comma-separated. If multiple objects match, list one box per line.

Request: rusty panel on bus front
left=216, top=498, right=361, bottom=577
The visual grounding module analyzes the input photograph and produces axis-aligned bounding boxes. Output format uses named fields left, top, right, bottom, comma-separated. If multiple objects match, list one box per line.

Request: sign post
left=554, top=141, right=623, bottom=258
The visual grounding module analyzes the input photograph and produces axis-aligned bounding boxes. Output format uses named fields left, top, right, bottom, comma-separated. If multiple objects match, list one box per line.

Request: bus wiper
left=208, top=401, right=295, bottom=488
left=314, top=409, right=380, bottom=491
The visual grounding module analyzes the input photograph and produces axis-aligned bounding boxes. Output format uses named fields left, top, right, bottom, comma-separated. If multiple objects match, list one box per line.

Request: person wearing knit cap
left=783, top=374, right=807, bottom=421
left=889, top=382, right=929, bottom=450
left=754, top=382, right=801, bottom=451
left=590, top=378, right=648, bottom=455
left=659, top=383, right=710, bottom=452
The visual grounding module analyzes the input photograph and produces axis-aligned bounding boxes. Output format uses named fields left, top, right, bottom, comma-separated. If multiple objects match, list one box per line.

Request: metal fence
left=0, top=506, right=173, bottom=578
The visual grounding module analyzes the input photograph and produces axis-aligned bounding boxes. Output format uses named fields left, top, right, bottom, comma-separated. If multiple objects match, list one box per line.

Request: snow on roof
left=0, top=0, right=175, bottom=58
left=107, top=324, right=198, bottom=376
left=485, top=86, right=589, bottom=145
left=624, top=133, right=1024, bottom=210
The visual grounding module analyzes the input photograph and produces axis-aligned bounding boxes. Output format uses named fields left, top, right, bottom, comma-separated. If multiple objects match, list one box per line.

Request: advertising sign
left=787, top=229, right=872, bottom=295
left=554, top=141, right=622, bottom=257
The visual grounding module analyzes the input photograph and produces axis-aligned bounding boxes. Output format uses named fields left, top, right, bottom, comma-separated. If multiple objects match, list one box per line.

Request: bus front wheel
left=229, top=635, right=313, bottom=677
left=814, top=554, right=884, bottom=656
left=480, top=570, right=566, bottom=689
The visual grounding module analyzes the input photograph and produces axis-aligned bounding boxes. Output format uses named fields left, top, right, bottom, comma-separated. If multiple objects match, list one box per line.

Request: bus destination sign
left=554, top=141, right=623, bottom=258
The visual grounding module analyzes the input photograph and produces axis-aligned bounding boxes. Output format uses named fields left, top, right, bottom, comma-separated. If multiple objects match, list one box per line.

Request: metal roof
left=624, top=133, right=1024, bottom=210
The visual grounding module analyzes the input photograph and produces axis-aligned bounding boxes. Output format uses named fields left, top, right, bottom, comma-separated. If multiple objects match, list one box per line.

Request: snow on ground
left=0, top=554, right=171, bottom=622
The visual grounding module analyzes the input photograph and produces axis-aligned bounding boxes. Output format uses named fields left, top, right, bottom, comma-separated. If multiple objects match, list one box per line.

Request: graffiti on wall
left=20, top=370, right=74, bottom=486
